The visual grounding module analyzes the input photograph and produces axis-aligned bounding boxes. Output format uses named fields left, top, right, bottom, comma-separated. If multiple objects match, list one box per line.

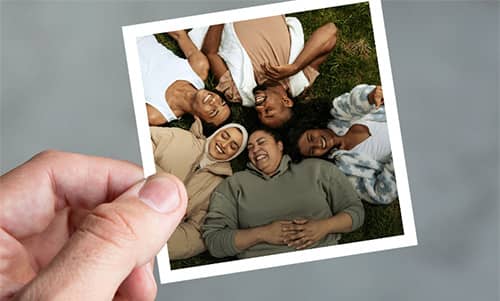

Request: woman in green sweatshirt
left=202, top=127, right=364, bottom=259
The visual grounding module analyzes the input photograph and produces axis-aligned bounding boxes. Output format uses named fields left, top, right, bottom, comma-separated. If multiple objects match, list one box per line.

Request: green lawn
left=154, top=2, right=403, bottom=269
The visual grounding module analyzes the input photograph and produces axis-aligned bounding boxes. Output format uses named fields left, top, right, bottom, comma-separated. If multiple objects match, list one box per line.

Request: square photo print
left=123, top=0, right=417, bottom=284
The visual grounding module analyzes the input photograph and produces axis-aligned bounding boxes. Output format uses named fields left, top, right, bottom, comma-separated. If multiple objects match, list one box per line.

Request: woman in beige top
left=150, top=118, right=248, bottom=259
left=202, top=15, right=337, bottom=128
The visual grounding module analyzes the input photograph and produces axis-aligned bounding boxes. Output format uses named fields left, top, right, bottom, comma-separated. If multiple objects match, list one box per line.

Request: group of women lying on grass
left=137, top=15, right=398, bottom=261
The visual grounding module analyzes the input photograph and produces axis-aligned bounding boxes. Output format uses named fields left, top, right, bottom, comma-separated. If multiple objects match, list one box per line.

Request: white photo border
left=122, top=0, right=418, bottom=284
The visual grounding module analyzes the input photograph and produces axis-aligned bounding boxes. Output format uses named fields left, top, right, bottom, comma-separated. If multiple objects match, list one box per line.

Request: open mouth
left=255, top=152, right=268, bottom=162
left=215, top=143, right=225, bottom=155
left=321, top=136, right=327, bottom=149
left=255, top=95, right=266, bottom=106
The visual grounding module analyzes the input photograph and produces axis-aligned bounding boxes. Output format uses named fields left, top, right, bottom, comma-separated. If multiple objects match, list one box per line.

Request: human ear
left=282, top=96, right=294, bottom=108
left=278, top=141, right=284, bottom=152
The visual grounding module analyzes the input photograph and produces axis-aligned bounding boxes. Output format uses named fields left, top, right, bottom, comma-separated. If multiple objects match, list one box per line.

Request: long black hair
left=286, top=97, right=333, bottom=162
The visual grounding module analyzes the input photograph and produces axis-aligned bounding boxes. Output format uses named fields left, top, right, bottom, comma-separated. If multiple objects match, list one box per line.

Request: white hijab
left=199, top=123, right=249, bottom=169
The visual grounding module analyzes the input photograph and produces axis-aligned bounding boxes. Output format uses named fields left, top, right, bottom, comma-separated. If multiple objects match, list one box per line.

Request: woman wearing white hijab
left=150, top=118, right=248, bottom=259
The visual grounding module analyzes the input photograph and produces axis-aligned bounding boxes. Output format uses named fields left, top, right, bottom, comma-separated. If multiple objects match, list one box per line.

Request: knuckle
left=31, top=150, right=84, bottom=167
left=78, top=203, right=138, bottom=249
left=31, top=149, right=62, bottom=161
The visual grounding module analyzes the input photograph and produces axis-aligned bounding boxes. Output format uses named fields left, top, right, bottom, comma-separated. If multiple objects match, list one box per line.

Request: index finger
left=0, top=150, right=143, bottom=239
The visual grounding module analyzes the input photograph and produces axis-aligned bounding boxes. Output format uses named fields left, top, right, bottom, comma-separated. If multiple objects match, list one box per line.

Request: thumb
left=293, top=219, right=308, bottom=225
left=17, top=174, right=187, bottom=301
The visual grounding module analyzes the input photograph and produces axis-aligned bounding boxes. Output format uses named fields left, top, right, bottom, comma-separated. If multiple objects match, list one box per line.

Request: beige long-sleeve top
left=150, top=119, right=233, bottom=259
left=216, top=15, right=319, bottom=103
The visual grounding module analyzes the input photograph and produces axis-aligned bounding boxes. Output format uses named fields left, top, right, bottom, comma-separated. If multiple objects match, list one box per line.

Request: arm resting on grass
left=168, top=30, right=209, bottom=80
left=263, top=22, right=337, bottom=80
left=296, top=22, right=337, bottom=71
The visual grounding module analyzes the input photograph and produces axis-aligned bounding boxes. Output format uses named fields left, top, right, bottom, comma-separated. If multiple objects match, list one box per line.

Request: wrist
left=321, top=218, right=337, bottom=235
left=254, top=225, right=268, bottom=243
left=290, top=63, right=300, bottom=74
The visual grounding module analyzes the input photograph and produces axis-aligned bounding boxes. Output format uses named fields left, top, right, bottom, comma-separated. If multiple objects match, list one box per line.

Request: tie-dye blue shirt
left=326, top=84, right=398, bottom=205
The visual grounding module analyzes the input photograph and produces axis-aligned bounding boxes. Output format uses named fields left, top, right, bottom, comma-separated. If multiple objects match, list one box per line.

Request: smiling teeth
left=321, top=137, right=326, bottom=149
left=256, top=154, right=267, bottom=161
left=216, top=144, right=224, bottom=154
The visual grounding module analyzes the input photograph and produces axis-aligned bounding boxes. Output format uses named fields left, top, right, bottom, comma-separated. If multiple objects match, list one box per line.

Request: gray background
left=1, top=0, right=498, bottom=300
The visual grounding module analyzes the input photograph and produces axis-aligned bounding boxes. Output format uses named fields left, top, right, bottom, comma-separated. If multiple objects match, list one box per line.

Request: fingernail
left=139, top=175, right=183, bottom=213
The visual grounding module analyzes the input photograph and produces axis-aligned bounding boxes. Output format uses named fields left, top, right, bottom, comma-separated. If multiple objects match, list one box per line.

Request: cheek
left=201, top=104, right=211, bottom=114
left=314, top=148, right=327, bottom=157
left=208, top=142, right=215, bottom=155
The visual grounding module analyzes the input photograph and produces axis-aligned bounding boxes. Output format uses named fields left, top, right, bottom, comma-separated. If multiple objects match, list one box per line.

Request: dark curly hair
left=286, top=97, right=333, bottom=163
left=249, top=125, right=284, bottom=145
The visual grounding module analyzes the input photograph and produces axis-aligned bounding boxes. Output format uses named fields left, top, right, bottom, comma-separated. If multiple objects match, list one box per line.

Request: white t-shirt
left=137, top=35, right=205, bottom=122
left=350, top=118, right=391, bottom=162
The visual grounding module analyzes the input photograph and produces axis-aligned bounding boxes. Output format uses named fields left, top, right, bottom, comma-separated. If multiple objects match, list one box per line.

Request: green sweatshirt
left=202, top=156, right=364, bottom=259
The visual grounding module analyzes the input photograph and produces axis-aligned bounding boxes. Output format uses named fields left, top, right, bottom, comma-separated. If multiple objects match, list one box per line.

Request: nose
left=221, top=140, right=230, bottom=150
left=313, top=136, right=322, bottom=147
left=210, top=95, right=224, bottom=105
left=311, top=136, right=324, bottom=149
left=249, top=145, right=260, bottom=157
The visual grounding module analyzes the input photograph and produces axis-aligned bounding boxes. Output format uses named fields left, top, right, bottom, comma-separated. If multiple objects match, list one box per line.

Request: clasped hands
left=262, top=219, right=330, bottom=250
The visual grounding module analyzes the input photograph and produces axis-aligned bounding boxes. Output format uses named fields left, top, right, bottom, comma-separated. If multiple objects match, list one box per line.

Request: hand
left=262, top=63, right=299, bottom=81
left=368, top=85, right=384, bottom=108
left=0, top=150, right=188, bottom=300
left=260, top=220, right=293, bottom=245
left=282, top=219, right=330, bottom=250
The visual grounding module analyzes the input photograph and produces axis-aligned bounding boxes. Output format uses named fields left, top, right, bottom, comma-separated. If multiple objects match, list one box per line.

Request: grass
left=154, top=2, right=403, bottom=269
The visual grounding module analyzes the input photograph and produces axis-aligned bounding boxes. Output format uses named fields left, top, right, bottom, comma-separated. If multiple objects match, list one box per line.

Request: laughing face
left=247, top=130, right=284, bottom=176
left=192, top=89, right=231, bottom=126
left=254, top=86, right=293, bottom=128
left=208, top=127, right=244, bottom=161
left=297, top=129, right=336, bottom=157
